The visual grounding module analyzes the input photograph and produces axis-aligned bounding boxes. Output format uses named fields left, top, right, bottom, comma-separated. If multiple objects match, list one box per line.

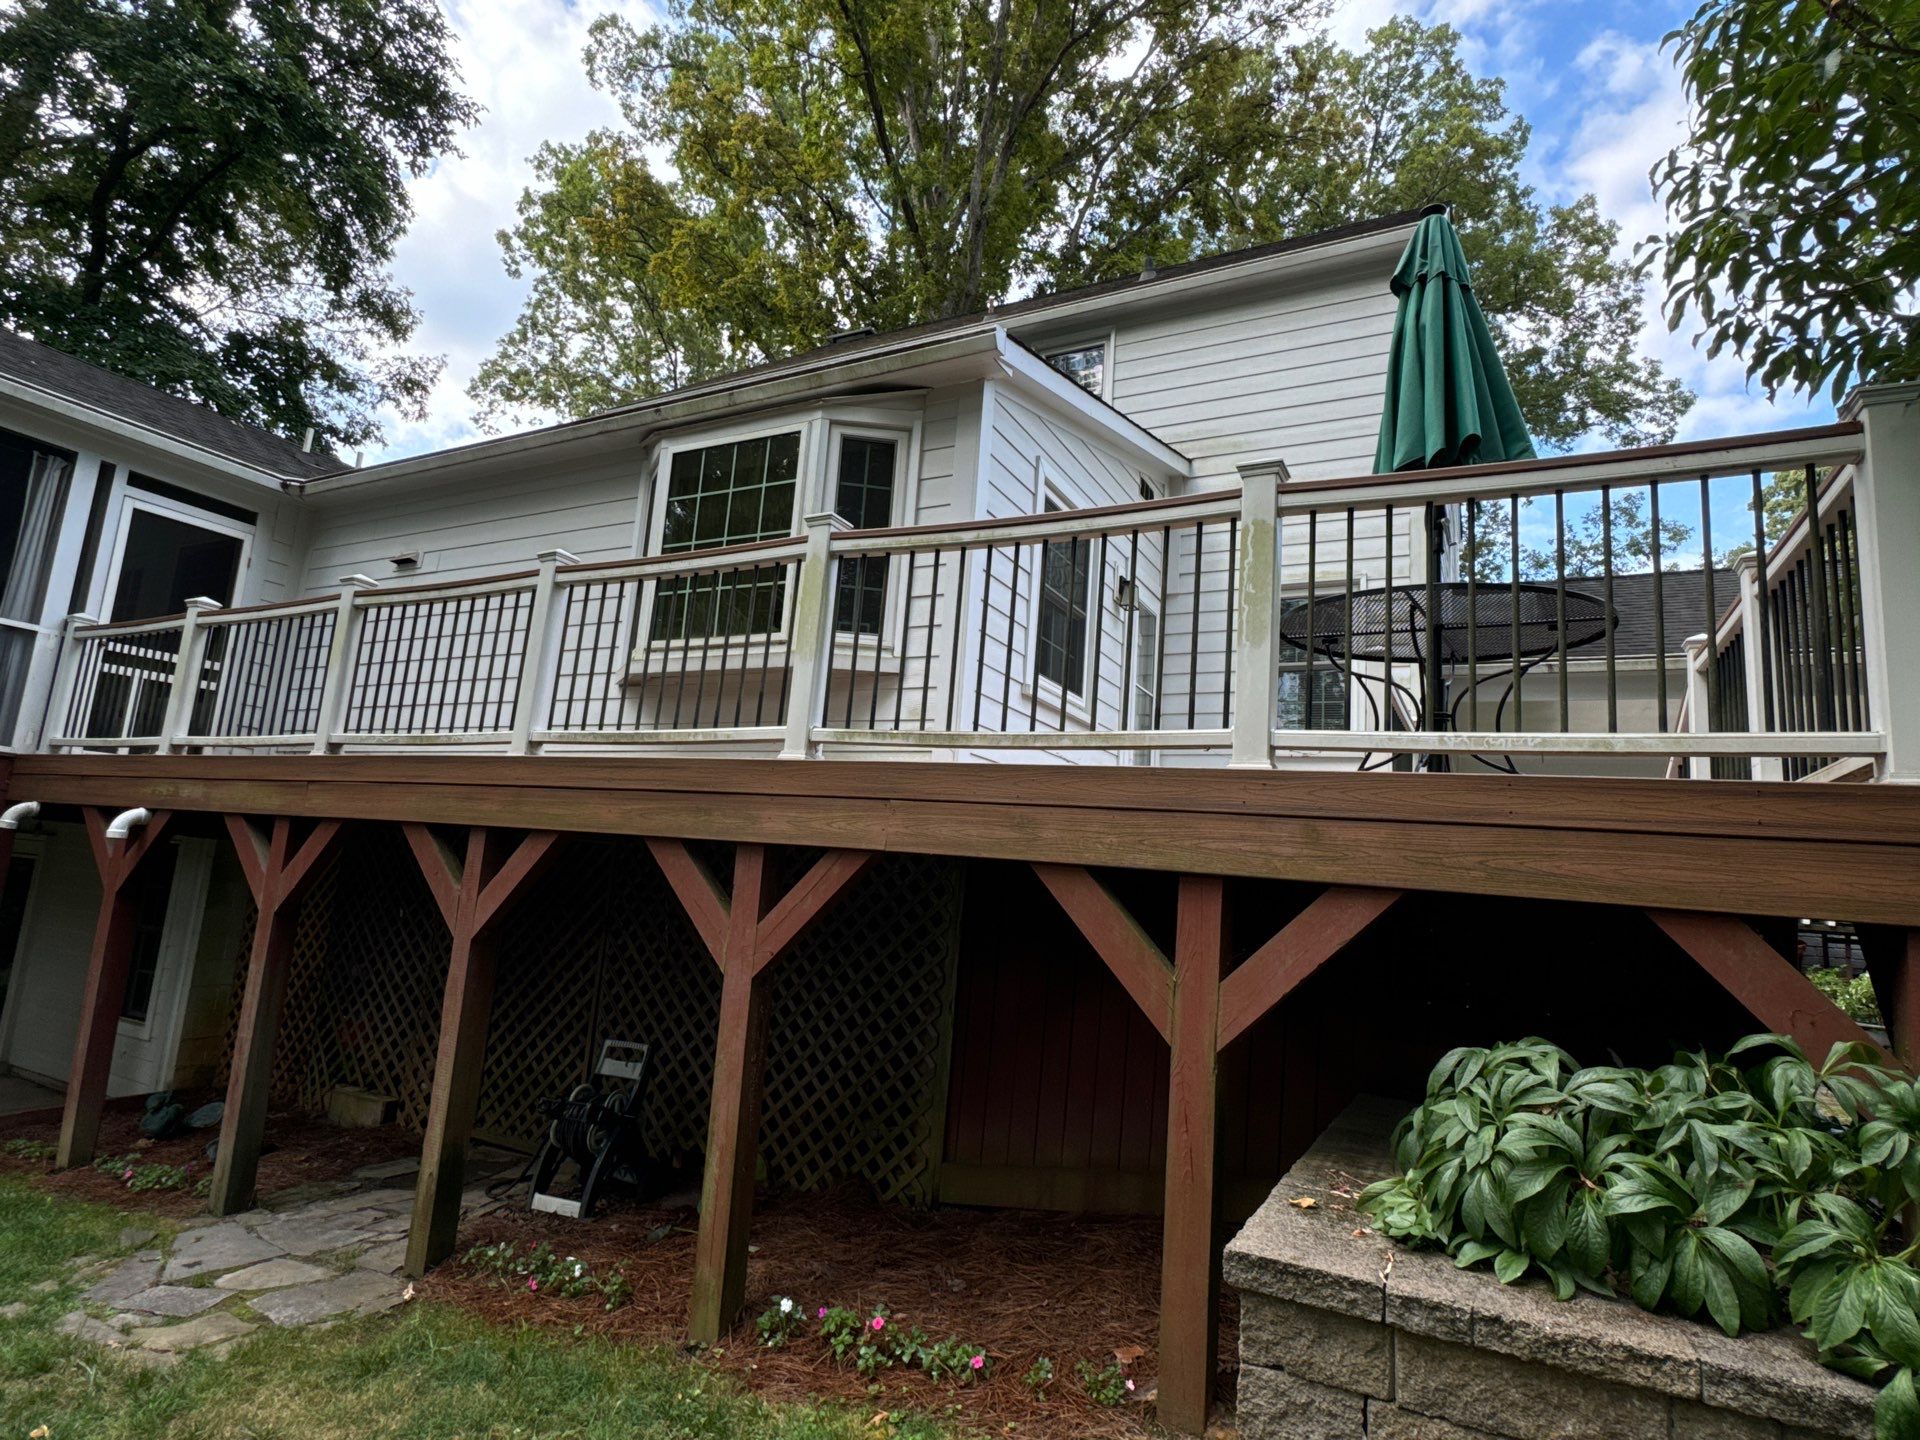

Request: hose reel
left=529, top=1039, right=653, bottom=1220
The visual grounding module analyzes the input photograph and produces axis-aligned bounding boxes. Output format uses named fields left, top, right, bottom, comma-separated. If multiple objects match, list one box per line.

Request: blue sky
left=366, top=0, right=1833, bottom=485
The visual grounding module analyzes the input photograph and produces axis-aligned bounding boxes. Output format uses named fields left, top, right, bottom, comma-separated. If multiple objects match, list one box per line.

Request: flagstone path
left=54, top=1151, right=518, bottom=1367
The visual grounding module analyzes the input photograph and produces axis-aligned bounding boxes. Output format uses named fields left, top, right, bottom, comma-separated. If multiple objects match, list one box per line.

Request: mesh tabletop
left=1279, top=581, right=1613, bottom=664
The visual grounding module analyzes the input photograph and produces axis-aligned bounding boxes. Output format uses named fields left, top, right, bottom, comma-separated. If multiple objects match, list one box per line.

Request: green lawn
left=0, top=1179, right=950, bottom=1440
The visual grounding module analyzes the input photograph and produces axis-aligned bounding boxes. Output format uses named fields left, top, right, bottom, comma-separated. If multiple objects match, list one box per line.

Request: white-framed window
left=826, top=425, right=911, bottom=637
left=1276, top=595, right=1350, bottom=730
left=1033, top=497, right=1093, bottom=699
left=648, top=428, right=802, bottom=642
left=1041, top=335, right=1112, bottom=400
left=1126, top=601, right=1160, bottom=764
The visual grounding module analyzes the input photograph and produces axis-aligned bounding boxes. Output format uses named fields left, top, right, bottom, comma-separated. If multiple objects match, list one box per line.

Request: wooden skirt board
left=221, top=836, right=965, bottom=1207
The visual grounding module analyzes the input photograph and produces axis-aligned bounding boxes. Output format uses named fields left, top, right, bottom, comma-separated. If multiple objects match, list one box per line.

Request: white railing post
left=1682, top=634, right=1711, bottom=780
left=1841, top=382, right=1920, bottom=781
left=509, top=548, right=579, bottom=755
left=1231, top=461, right=1286, bottom=768
left=1733, top=555, right=1784, bottom=781
left=780, top=512, right=847, bottom=759
left=310, top=575, right=381, bottom=755
left=154, top=597, right=221, bottom=754
left=43, top=612, right=99, bottom=749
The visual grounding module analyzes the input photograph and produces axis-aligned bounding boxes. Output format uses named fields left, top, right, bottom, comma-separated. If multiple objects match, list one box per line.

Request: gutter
left=0, top=373, right=309, bottom=489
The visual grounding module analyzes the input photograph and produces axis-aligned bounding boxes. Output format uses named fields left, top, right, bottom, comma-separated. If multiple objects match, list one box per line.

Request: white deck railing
left=45, top=399, right=1915, bottom=781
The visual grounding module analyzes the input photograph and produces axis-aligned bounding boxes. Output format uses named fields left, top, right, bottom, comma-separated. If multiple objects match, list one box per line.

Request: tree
left=473, top=7, right=1692, bottom=451
left=0, top=0, right=480, bottom=450
left=1460, top=490, right=1694, bottom=583
left=1649, top=0, right=1920, bottom=401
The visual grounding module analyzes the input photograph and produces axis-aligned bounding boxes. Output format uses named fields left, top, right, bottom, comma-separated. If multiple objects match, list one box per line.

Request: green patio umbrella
left=1374, top=207, right=1536, bottom=473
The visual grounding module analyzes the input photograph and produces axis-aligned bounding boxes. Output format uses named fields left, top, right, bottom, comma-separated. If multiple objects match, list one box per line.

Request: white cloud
left=362, top=0, right=656, bottom=464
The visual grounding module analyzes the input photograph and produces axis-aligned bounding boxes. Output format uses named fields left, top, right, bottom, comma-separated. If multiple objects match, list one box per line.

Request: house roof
left=304, top=207, right=1424, bottom=492
left=1570, top=568, right=1738, bottom=659
left=0, top=327, right=339, bottom=481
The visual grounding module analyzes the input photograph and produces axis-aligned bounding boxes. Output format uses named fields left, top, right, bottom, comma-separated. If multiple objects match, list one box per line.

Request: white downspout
left=0, top=800, right=40, bottom=830
left=104, top=806, right=151, bottom=840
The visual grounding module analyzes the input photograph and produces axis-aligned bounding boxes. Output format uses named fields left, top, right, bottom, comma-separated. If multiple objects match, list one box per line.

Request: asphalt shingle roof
left=1569, top=568, right=1738, bottom=658
left=0, top=327, right=339, bottom=480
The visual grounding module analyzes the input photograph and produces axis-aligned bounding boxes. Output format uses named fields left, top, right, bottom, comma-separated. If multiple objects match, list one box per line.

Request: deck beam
left=403, top=825, right=563, bottom=1277
left=207, top=816, right=345, bottom=1214
left=56, top=808, right=175, bottom=1169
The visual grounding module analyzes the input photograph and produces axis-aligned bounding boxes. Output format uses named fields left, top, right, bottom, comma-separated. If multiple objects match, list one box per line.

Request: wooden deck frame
left=56, top=807, right=176, bottom=1168
left=1032, top=865, right=1397, bottom=1433
left=1647, top=910, right=1886, bottom=1061
left=207, top=816, right=346, bottom=1214
left=1863, top=927, right=1920, bottom=1068
left=646, top=838, right=876, bottom=1344
left=402, top=823, right=564, bottom=1277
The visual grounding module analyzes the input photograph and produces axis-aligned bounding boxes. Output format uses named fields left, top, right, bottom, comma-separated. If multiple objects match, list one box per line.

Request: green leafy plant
left=1, top=1138, right=55, bottom=1161
left=1076, top=1358, right=1133, bottom=1406
left=1023, top=1355, right=1055, bottom=1395
left=755, top=1296, right=805, bottom=1348
left=1359, top=1035, right=1920, bottom=1439
left=921, top=1336, right=988, bottom=1385
left=1809, top=968, right=1884, bottom=1027
left=817, top=1305, right=864, bottom=1364
left=125, top=1162, right=191, bottom=1193
left=461, top=1240, right=631, bottom=1310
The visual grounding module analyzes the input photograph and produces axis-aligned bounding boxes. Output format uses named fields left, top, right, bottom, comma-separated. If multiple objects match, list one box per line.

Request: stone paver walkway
left=57, top=1151, right=516, bottom=1366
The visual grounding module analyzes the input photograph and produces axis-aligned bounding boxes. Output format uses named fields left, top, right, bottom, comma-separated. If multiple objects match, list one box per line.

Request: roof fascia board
left=991, top=335, right=1190, bottom=477
left=0, top=373, right=300, bottom=490
left=299, top=326, right=1008, bottom=500
left=999, top=221, right=1413, bottom=338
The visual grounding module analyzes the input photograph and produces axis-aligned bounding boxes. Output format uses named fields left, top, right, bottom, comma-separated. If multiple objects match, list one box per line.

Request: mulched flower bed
left=0, top=1098, right=419, bottom=1217
left=426, top=1184, right=1239, bottom=1439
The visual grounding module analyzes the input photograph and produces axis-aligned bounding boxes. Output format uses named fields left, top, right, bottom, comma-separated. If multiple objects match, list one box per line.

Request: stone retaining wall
left=1223, top=1097, right=1879, bottom=1440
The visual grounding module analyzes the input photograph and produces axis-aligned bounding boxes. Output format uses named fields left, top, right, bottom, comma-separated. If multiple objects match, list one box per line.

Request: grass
left=0, top=1179, right=954, bottom=1440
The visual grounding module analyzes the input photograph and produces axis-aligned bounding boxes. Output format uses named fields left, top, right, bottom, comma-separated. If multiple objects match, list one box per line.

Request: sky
left=363, top=0, right=1835, bottom=474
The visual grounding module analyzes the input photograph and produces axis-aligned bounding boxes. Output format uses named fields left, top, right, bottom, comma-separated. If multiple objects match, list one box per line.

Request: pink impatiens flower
left=870, top=1316, right=886, bottom=1332
left=527, top=1277, right=539, bottom=1292
left=970, top=1354, right=985, bottom=1370
left=817, top=1307, right=828, bottom=1319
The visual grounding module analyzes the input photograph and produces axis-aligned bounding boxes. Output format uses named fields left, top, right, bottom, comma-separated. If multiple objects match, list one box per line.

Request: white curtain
left=2, top=449, right=73, bottom=623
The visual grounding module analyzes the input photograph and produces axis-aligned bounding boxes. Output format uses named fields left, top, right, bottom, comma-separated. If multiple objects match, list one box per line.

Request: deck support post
left=1158, top=875, right=1227, bottom=1436
left=1862, top=927, right=1920, bottom=1069
left=645, top=837, right=876, bottom=1343
left=207, top=816, right=344, bottom=1214
left=402, top=824, right=563, bottom=1277
left=57, top=807, right=175, bottom=1169
left=690, top=844, right=771, bottom=1343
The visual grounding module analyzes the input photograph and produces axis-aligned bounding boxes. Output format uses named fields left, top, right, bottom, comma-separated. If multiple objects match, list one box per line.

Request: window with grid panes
left=831, top=435, right=897, bottom=634
left=1276, top=598, right=1349, bottom=729
left=651, top=432, right=799, bottom=641
left=1035, top=500, right=1091, bottom=696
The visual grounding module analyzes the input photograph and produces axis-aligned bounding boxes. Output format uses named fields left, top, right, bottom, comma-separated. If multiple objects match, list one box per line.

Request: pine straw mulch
left=0, top=1099, right=420, bottom=1217
left=425, top=1185, right=1238, bottom=1439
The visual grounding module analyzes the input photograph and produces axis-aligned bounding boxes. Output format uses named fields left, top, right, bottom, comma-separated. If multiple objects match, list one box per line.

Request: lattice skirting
left=221, top=834, right=964, bottom=1206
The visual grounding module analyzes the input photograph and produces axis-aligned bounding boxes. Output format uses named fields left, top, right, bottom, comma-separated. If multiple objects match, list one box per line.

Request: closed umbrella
left=1374, top=207, right=1535, bottom=473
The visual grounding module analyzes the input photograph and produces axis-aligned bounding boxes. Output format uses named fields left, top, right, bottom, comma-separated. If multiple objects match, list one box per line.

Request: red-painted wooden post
left=207, top=816, right=344, bottom=1215
left=647, top=839, right=875, bottom=1345
left=402, top=824, right=562, bottom=1277
left=57, top=808, right=175, bottom=1169
left=1158, top=874, right=1227, bottom=1436
left=689, top=843, right=771, bottom=1343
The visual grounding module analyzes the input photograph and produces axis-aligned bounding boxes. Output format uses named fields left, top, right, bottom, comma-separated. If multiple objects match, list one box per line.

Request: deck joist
left=9, top=753, right=1920, bottom=925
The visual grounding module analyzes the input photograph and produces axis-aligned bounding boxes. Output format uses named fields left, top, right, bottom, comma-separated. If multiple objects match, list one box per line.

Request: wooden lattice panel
left=763, top=852, right=963, bottom=1205
left=219, top=831, right=963, bottom=1208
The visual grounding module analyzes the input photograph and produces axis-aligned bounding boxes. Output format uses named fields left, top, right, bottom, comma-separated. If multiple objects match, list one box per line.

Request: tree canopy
left=1650, top=0, right=1920, bottom=401
left=0, top=0, right=480, bottom=450
left=473, top=5, right=1691, bottom=451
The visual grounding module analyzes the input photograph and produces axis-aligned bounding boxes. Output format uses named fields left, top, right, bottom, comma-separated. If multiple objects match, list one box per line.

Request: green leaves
left=1649, top=0, right=1920, bottom=401
left=1359, top=1033, right=1920, bottom=1432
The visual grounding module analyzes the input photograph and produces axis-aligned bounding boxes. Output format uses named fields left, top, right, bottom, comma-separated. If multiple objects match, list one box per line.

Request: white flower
left=779, top=1297, right=794, bottom=1314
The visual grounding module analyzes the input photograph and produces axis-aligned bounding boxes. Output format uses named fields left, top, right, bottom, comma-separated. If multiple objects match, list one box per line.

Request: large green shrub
left=1358, top=1036, right=1920, bottom=1438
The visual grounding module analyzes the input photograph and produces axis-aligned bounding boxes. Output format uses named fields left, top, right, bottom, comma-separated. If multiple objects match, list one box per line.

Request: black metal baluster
left=1088, top=536, right=1107, bottom=733
left=1343, top=509, right=1355, bottom=728
left=1222, top=516, right=1237, bottom=730
left=1187, top=522, right=1203, bottom=730
left=972, top=547, right=991, bottom=731
left=1699, top=475, right=1718, bottom=736
left=1602, top=486, right=1617, bottom=733
left=1305, top=511, right=1318, bottom=732
left=1120, top=530, right=1138, bottom=730
left=1424, top=501, right=1443, bottom=734
left=1154, top=525, right=1170, bottom=728
left=1508, top=497, right=1521, bottom=728
left=1650, top=482, right=1667, bottom=732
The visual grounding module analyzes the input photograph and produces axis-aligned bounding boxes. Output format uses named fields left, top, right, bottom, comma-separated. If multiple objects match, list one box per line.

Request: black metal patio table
left=1277, top=579, right=1614, bottom=768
